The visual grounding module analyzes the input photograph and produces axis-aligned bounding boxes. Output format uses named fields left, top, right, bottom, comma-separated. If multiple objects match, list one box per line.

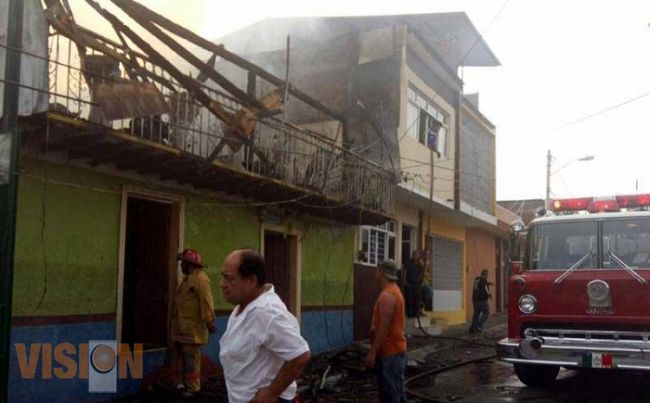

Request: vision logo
left=89, top=341, right=118, bottom=392
left=15, top=340, right=143, bottom=393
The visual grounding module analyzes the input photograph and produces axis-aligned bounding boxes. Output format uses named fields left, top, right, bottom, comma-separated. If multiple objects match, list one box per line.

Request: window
left=526, top=222, right=597, bottom=270
left=603, top=219, right=650, bottom=269
left=360, top=222, right=396, bottom=266
left=406, top=85, right=449, bottom=157
left=526, top=218, right=650, bottom=271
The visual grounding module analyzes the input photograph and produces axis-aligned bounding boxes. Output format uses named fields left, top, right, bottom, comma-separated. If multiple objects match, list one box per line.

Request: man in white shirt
left=219, top=249, right=311, bottom=403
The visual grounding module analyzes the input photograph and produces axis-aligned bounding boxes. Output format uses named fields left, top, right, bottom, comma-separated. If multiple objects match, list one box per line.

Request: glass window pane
left=406, top=102, right=419, bottom=139
left=527, top=222, right=597, bottom=270
left=407, top=87, right=416, bottom=101
left=603, top=219, right=650, bottom=268
left=415, top=95, right=427, bottom=109
left=388, top=235, right=396, bottom=260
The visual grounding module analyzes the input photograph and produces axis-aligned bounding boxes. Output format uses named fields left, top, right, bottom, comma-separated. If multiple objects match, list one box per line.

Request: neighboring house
left=218, top=13, right=504, bottom=332
left=499, top=198, right=546, bottom=225
left=5, top=7, right=394, bottom=402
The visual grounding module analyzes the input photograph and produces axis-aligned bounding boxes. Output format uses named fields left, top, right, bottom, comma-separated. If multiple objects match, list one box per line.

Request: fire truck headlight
left=518, top=294, right=537, bottom=314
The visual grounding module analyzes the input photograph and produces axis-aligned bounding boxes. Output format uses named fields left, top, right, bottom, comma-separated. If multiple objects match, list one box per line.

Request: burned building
left=219, top=13, right=507, bottom=332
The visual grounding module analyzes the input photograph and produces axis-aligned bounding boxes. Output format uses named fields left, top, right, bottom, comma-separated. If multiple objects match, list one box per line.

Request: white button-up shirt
left=219, top=285, right=310, bottom=403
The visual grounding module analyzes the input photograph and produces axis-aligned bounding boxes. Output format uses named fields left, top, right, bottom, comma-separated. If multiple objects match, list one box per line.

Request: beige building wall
left=397, top=65, right=456, bottom=209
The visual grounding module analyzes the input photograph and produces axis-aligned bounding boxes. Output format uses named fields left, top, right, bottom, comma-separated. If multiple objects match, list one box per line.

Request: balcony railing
left=35, top=32, right=395, bottom=217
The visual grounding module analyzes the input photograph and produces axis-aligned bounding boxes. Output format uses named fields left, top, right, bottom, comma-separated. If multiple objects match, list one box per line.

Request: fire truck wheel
left=513, top=363, right=559, bottom=387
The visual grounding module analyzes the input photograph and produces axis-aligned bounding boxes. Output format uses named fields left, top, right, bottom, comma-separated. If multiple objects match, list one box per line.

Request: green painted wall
left=301, top=224, right=355, bottom=306
left=183, top=198, right=260, bottom=309
left=12, top=158, right=355, bottom=317
left=13, top=158, right=121, bottom=315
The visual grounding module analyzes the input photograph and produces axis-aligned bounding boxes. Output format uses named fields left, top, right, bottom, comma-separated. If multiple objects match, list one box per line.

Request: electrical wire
left=457, top=0, right=511, bottom=68
left=550, top=89, right=650, bottom=132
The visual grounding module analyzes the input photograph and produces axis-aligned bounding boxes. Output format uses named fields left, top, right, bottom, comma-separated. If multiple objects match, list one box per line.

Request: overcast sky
left=72, top=0, right=650, bottom=202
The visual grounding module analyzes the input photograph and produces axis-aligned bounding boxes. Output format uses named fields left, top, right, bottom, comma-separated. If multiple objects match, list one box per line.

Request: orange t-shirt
left=371, top=283, right=407, bottom=357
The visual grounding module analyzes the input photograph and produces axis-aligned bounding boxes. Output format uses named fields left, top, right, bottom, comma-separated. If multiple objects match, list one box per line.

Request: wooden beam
left=109, top=0, right=344, bottom=122
left=111, top=0, right=267, bottom=111
left=84, top=0, right=235, bottom=127
left=85, top=0, right=272, bottom=165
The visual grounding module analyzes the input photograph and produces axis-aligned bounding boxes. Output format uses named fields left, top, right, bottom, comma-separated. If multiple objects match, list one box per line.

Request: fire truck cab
left=498, top=194, right=650, bottom=387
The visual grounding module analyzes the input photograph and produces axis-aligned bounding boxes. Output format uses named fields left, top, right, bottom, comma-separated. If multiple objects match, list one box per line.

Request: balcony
left=19, top=31, right=394, bottom=225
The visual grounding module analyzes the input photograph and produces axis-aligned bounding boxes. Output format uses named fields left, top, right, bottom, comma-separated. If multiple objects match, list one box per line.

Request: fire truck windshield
left=526, top=217, right=650, bottom=271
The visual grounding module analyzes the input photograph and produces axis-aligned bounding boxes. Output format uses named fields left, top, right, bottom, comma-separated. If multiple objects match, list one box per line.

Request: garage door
left=428, top=235, right=463, bottom=311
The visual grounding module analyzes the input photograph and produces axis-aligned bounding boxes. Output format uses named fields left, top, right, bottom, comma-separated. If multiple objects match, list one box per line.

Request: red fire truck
left=498, top=194, right=650, bottom=386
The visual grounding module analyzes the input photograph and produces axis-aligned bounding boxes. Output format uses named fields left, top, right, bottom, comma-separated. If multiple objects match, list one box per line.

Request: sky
left=70, top=0, right=650, bottom=202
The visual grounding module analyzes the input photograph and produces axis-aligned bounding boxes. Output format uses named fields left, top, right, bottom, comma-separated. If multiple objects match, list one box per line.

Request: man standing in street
left=366, top=260, right=407, bottom=403
left=219, top=249, right=311, bottom=403
left=170, top=248, right=216, bottom=397
left=469, top=269, right=492, bottom=334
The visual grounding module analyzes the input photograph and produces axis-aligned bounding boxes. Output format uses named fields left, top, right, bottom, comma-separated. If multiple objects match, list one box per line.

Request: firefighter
left=170, top=248, right=216, bottom=397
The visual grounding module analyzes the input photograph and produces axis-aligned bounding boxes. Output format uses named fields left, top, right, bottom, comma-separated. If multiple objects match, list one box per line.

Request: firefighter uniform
left=170, top=250, right=215, bottom=394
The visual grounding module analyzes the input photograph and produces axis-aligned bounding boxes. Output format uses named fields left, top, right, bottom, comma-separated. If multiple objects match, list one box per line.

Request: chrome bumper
left=497, top=336, right=650, bottom=371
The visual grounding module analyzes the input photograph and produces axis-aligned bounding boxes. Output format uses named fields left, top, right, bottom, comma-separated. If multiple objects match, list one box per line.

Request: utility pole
left=427, top=149, right=434, bottom=243
left=545, top=149, right=552, bottom=210
left=0, top=0, right=24, bottom=401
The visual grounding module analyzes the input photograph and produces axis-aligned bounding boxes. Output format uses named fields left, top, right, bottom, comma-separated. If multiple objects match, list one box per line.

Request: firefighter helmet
left=177, top=248, right=205, bottom=268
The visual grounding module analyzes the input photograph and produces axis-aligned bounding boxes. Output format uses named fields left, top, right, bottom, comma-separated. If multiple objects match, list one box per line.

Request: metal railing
left=40, top=33, right=395, bottom=214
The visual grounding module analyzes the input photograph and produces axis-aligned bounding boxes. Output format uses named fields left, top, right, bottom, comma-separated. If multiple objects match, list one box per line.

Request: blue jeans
left=470, top=300, right=490, bottom=332
left=375, top=352, right=407, bottom=403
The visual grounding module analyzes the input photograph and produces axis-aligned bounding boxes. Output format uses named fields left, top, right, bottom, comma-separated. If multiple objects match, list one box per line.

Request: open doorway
left=401, top=224, right=416, bottom=265
left=120, top=194, right=181, bottom=349
left=263, top=230, right=298, bottom=314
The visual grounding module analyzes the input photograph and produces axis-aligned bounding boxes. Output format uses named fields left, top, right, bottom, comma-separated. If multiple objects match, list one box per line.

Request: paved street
left=412, top=359, right=650, bottom=402
left=407, top=316, right=650, bottom=403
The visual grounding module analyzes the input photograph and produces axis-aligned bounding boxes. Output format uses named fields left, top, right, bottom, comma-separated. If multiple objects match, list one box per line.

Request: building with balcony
left=3, top=3, right=395, bottom=401
left=218, top=12, right=506, bottom=333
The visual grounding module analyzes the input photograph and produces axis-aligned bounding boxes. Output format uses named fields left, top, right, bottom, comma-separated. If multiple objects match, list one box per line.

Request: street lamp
left=545, top=150, right=595, bottom=209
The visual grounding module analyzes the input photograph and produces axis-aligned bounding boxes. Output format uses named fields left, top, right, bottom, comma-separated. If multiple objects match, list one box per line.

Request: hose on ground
left=415, top=315, right=494, bottom=348
left=405, top=354, right=497, bottom=402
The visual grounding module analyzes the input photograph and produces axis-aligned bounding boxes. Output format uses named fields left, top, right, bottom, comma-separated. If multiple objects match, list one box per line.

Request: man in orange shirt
left=365, top=260, right=407, bottom=403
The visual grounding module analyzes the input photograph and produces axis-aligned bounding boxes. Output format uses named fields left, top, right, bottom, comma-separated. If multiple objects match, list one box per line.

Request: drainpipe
left=0, top=0, right=24, bottom=401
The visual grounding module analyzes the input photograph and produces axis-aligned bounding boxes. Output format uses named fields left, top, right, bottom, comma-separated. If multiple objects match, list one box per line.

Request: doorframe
left=260, top=224, right=302, bottom=320
left=116, top=186, right=185, bottom=345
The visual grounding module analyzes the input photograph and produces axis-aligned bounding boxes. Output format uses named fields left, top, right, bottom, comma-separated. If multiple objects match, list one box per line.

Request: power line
left=458, top=0, right=511, bottom=67
left=551, top=89, right=650, bottom=132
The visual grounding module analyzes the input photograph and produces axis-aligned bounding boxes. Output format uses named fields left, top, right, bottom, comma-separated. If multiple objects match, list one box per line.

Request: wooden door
left=264, top=231, right=291, bottom=309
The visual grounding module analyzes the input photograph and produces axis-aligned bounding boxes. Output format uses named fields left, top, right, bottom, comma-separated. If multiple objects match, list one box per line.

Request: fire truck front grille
left=523, top=327, right=650, bottom=343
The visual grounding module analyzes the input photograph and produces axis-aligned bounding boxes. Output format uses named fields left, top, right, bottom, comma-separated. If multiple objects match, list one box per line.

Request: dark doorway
left=122, top=196, right=174, bottom=349
left=263, top=231, right=293, bottom=310
left=402, top=225, right=415, bottom=265
left=353, top=264, right=381, bottom=340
